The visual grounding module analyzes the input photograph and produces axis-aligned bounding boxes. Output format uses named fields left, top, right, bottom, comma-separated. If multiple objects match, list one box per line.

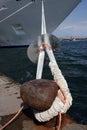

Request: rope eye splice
left=34, top=33, right=73, bottom=130
left=34, top=0, right=73, bottom=130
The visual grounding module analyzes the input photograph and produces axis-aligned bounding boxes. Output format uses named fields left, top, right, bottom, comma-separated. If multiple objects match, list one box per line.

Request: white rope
left=34, top=62, right=73, bottom=122
left=49, top=62, right=73, bottom=113
left=35, top=34, right=73, bottom=122
left=0, top=1, right=33, bottom=23
left=34, top=96, right=64, bottom=122
left=36, top=36, right=45, bottom=79
left=35, top=0, right=72, bottom=122
left=36, top=0, right=46, bottom=79
left=41, top=0, right=47, bottom=35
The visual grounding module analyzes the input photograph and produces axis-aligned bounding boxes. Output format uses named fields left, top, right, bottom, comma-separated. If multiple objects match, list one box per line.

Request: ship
left=0, top=0, right=81, bottom=46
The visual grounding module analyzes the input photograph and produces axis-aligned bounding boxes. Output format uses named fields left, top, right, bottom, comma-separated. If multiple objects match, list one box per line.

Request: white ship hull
left=0, top=0, right=81, bottom=46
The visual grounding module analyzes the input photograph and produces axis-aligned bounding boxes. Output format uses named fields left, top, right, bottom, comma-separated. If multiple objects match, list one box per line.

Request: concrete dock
left=0, top=73, right=87, bottom=130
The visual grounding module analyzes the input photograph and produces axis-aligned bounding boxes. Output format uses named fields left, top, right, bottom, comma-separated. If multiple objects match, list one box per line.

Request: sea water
left=0, top=40, right=87, bottom=124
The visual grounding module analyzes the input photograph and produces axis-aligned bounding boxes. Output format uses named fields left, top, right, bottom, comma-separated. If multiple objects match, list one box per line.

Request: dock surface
left=0, top=73, right=22, bottom=116
left=0, top=73, right=87, bottom=130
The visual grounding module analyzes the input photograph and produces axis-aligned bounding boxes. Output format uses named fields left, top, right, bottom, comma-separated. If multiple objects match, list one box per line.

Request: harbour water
left=0, top=40, right=87, bottom=124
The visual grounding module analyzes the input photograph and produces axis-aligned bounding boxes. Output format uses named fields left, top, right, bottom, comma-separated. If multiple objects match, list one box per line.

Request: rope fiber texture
left=34, top=62, right=73, bottom=122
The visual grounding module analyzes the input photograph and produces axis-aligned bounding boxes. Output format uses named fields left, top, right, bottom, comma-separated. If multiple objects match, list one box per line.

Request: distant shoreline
left=59, top=37, right=87, bottom=41
left=0, top=38, right=87, bottom=48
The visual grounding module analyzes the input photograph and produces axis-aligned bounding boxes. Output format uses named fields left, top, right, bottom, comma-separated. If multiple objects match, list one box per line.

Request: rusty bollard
left=20, top=79, right=59, bottom=111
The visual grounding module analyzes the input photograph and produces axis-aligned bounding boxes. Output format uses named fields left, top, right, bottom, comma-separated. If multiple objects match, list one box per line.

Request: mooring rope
left=35, top=2, right=73, bottom=130
left=56, top=112, right=62, bottom=130
left=36, top=0, right=46, bottom=79
left=0, top=106, right=24, bottom=130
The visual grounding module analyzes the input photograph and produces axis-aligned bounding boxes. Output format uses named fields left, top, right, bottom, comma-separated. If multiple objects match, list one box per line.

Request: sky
left=54, top=0, right=87, bottom=38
